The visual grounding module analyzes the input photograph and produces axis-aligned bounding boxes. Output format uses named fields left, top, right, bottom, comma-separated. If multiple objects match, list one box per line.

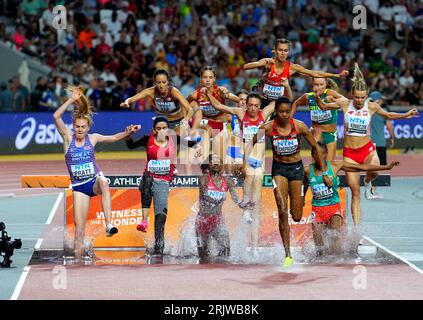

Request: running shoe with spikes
left=106, top=223, right=118, bottom=237
left=364, top=181, right=374, bottom=200
left=282, top=256, right=294, bottom=268
left=137, top=220, right=148, bottom=232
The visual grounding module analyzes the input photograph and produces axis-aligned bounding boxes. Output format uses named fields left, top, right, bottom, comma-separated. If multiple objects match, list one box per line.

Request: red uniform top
left=196, top=85, right=225, bottom=118
left=145, top=134, right=176, bottom=182
left=240, top=111, right=265, bottom=142
left=271, top=118, right=301, bottom=157
left=260, top=61, right=290, bottom=100
left=202, top=172, right=228, bottom=204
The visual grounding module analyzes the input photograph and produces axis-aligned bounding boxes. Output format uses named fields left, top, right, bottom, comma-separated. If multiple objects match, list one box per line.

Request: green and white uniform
left=307, top=89, right=338, bottom=145
left=309, top=161, right=340, bottom=207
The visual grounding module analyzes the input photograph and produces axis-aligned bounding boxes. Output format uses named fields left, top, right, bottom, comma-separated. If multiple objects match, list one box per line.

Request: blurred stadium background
left=1, top=0, right=423, bottom=301
left=0, top=0, right=422, bottom=155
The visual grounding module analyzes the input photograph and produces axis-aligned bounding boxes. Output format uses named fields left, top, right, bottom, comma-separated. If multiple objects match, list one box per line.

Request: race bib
left=273, top=139, right=299, bottom=156
left=156, top=101, right=177, bottom=113
left=262, top=84, right=284, bottom=99
left=200, top=103, right=220, bottom=117
left=147, top=159, right=171, bottom=174
left=243, top=126, right=265, bottom=143
left=243, top=126, right=258, bottom=140
left=70, top=162, right=95, bottom=181
left=312, top=183, right=334, bottom=200
left=311, top=109, right=332, bottom=123
left=347, top=117, right=368, bottom=135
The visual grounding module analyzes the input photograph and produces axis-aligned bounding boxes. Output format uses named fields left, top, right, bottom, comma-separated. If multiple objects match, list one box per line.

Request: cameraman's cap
left=369, top=91, right=385, bottom=101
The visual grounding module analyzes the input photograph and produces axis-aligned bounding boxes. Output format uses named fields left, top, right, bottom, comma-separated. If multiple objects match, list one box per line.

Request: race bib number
left=312, top=183, right=334, bottom=200
left=70, top=162, right=95, bottom=181
left=263, top=84, right=284, bottom=99
left=273, top=139, right=298, bottom=156
left=147, top=159, right=171, bottom=175
left=200, top=103, right=220, bottom=117
left=156, top=101, right=177, bottom=113
left=311, top=109, right=332, bottom=123
left=347, top=117, right=368, bottom=135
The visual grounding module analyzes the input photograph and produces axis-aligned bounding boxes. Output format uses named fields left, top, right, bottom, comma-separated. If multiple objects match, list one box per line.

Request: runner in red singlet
left=243, top=38, right=349, bottom=108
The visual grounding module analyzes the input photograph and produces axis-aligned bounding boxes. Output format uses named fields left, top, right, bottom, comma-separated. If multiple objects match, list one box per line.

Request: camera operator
left=0, top=222, right=22, bottom=268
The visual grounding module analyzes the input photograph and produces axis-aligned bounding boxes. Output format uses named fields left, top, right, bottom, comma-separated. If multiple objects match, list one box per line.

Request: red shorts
left=190, top=119, right=225, bottom=131
left=204, top=119, right=224, bottom=131
left=311, top=203, right=343, bottom=224
left=343, top=141, right=376, bottom=164
left=195, top=214, right=222, bottom=236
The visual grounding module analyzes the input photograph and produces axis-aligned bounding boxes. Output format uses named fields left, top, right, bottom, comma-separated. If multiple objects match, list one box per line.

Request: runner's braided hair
left=351, top=63, right=368, bottom=93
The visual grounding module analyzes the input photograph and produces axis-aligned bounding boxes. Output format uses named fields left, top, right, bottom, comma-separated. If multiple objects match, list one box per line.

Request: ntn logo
left=349, top=117, right=366, bottom=124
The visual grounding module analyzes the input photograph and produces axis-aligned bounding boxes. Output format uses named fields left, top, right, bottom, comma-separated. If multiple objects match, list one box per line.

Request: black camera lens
left=13, top=239, right=22, bottom=249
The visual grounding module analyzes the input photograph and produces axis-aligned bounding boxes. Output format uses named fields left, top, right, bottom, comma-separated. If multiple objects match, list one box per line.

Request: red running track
left=18, top=263, right=423, bottom=300
left=2, top=153, right=423, bottom=300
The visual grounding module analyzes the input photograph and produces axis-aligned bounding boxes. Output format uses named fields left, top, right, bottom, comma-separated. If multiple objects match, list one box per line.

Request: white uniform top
left=344, top=99, right=372, bottom=137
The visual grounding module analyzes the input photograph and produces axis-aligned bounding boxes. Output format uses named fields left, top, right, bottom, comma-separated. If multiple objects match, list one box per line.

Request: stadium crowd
left=0, top=0, right=422, bottom=112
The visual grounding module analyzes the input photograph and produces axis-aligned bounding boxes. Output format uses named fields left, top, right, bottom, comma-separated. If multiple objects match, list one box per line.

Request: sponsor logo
left=15, top=117, right=72, bottom=150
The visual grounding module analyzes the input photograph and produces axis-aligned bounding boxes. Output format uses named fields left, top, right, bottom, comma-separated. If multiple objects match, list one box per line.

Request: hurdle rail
left=21, top=174, right=391, bottom=189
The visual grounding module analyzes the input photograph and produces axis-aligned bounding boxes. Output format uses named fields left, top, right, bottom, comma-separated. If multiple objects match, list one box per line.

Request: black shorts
left=168, top=118, right=183, bottom=130
left=271, top=160, right=304, bottom=181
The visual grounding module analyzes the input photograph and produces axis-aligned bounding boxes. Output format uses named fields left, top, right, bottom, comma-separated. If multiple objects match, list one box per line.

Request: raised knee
left=99, top=177, right=109, bottom=189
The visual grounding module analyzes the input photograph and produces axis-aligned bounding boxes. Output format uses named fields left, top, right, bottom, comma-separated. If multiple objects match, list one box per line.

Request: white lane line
left=35, top=238, right=43, bottom=250
left=363, top=236, right=423, bottom=276
left=10, top=266, right=31, bottom=300
left=8, top=191, right=63, bottom=300
left=46, top=193, right=63, bottom=225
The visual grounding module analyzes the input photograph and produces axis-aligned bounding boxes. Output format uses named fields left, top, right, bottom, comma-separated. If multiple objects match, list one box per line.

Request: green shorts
left=322, top=131, right=337, bottom=145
